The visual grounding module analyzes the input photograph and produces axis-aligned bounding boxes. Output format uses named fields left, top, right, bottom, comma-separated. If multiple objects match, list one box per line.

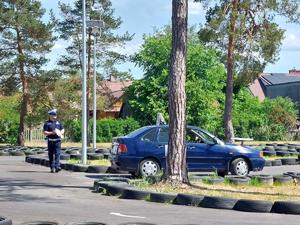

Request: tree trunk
left=166, top=0, right=188, bottom=184
left=224, top=0, right=238, bottom=144
left=16, top=28, right=28, bottom=146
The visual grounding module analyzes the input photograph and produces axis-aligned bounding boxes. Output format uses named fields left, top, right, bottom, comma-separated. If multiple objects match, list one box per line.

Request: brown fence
left=25, top=128, right=45, bottom=143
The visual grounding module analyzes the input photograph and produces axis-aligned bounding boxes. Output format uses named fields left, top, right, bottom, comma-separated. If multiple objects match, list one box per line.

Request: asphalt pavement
left=0, top=156, right=300, bottom=225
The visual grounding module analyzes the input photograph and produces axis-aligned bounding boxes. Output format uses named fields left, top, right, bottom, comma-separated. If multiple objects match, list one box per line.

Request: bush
left=64, top=118, right=140, bottom=143
left=0, top=120, right=18, bottom=144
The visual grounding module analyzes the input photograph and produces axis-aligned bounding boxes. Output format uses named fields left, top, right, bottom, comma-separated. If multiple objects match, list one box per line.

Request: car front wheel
left=230, top=158, right=249, bottom=176
left=139, top=159, right=160, bottom=177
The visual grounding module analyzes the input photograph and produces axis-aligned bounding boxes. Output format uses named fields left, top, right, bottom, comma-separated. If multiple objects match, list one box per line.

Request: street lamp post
left=81, top=0, right=87, bottom=165
left=87, top=21, right=104, bottom=151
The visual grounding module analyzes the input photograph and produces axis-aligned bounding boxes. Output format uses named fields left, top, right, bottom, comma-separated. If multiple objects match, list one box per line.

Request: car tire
left=0, top=216, right=12, bottom=225
left=139, top=159, right=160, bottom=177
left=175, top=194, right=204, bottom=206
left=233, top=199, right=273, bottom=213
left=149, top=193, right=176, bottom=203
left=229, top=158, right=249, bottom=176
left=199, top=196, right=238, bottom=210
left=272, top=201, right=300, bottom=214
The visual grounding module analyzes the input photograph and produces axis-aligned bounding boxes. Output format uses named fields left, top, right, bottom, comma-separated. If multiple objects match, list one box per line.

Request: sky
left=41, top=0, right=300, bottom=79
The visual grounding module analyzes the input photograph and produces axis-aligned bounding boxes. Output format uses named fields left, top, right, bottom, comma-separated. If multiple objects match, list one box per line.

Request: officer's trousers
left=48, top=140, right=61, bottom=169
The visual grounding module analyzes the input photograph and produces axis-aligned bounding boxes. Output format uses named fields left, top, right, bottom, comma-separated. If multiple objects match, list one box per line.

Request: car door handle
left=158, top=145, right=165, bottom=148
left=189, top=146, right=196, bottom=150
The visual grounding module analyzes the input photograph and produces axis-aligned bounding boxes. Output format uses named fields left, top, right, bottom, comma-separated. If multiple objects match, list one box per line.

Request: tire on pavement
left=233, top=199, right=273, bottom=213
left=273, top=175, right=293, bottom=184
left=87, top=165, right=109, bottom=173
left=0, top=216, right=12, bottom=225
left=264, top=160, right=272, bottom=167
left=120, top=188, right=151, bottom=200
left=226, top=176, right=250, bottom=185
left=149, top=192, right=176, bottom=203
left=280, top=158, right=297, bottom=165
left=175, top=194, right=204, bottom=206
left=72, top=164, right=89, bottom=172
left=271, top=160, right=282, bottom=167
left=106, top=183, right=131, bottom=196
left=20, top=221, right=59, bottom=225
left=272, top=201, right=300, bottom=215
left=251, top=174, right=273, bottom=185
left=66, top=223, right=108, bottom=225
left=199, top=196, right=238, bottom=210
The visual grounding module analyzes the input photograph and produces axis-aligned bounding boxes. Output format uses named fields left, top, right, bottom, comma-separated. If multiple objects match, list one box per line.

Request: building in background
left=250, top=69, right=300, bottom=111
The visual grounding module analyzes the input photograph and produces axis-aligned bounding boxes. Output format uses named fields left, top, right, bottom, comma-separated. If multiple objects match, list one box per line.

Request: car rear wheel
left=139, top=159, right=160, bottom=177
left=230, top=158, right=249, bottom=176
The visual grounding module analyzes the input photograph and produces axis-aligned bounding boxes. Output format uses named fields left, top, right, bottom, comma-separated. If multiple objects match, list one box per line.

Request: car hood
left=224, top=143, right=261, bottom=155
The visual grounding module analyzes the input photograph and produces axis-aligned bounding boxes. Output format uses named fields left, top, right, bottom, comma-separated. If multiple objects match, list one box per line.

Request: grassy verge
left=264, top=155, right=298, bottom=161
left=130, top=177, right=300, bottom=202
left=66, top=158, right=111, bottom=166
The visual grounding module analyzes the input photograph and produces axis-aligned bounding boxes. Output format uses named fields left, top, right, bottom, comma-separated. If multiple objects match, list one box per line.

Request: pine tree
left=195, top=0, right=300, bottom=143
left=0, top=0, right=55, bottom=146
left=167, top=0, right=189, bottom=184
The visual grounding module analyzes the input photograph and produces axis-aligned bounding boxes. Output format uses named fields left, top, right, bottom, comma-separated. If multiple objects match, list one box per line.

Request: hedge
left=64, top=118, right=140, bottom=143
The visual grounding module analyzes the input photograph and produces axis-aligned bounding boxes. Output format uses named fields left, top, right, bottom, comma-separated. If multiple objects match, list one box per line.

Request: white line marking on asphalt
left=110, top=212, right=146, bottom=219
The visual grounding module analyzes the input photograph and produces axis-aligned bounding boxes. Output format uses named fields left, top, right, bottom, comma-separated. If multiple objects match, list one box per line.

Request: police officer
left=43, top=109, right=64, bottom=173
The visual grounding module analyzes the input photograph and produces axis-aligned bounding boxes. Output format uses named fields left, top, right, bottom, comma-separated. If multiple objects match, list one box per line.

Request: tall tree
left=0, top=0, right=55, bottom=146
left=196, top=0, right=300, bottom=143
left=167, top=0, right=188, bottom=184
left=56, top=0, right=133, bottom=144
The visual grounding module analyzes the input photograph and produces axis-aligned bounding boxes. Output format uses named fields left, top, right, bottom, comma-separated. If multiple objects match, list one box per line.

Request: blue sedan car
left=111, top=125, right=265, bottom=177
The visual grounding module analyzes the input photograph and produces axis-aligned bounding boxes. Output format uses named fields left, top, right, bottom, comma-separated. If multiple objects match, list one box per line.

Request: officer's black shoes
left=55, top=167, right=61, bottom=173
left=50, top=168, right=55, bottom=173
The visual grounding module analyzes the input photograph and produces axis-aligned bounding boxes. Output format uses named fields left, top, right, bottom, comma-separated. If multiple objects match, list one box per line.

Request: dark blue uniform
left=43, top=120, right=63, bottom=170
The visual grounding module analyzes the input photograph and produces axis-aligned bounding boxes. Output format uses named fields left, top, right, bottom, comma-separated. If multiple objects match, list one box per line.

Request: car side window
left=141, top=129, right=157, bottom=142
left=186, top=128, right=204, bottom=143
left=158, top=127, right=168, bottom=143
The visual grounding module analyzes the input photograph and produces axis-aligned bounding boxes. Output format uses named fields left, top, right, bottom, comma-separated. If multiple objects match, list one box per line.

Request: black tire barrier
left=200, top=196, right=238, bottom=209
left=103, top=153, right=111, bottom=159
left=102, top=177, right=130, bottom=183
left=264, top=160, right=272, bottom=167
left=233, top=199, right=273, bottom=213
left=281, top=158, right=297, bottom=165
left=120, top=188, right=151, bottom=200
left=149, top=192, right=176, bottom=203
left=25, top=156, right=33, bottom=163
left=262, top=151, right=276, bottom=157
left=87, top=153, right=104, bottom=160
left=201, top=176, right=224, bottom=185
left=72, top=164, right=89, bottom=172
left=65, top=163, right=74, bottom=171
left=9, top=150, right=25, bottom=156
left=66, top=222, right=108, bottom=225
left=20, top=221, right=59, bottom=225
left=175, top=193, right=204, bottom=206
left=87, top=165, right=109, bottom=173
left=70, top=154, right=82, bottom=160
left=251, top=174, right=273, bottom=185
left=0, top=152, right=10, bottom=156
left=271, top=159, right=282, bottom=166
left=105, top=183, right=131, bottom=196
left=60, top=154, right=70, bottom=160
left=33, top=158, right=42, bottom=165
left=0, top=216, right=12, bottom=225
left=283, top=172, right=300, bottom=182
left=24, top=150, right=36, bottom=156
left=273, top=175, right=293, bottom=184
left=272, top=201, right=300, bottom=214
left=226, top=176, right=250, bottom=185
left=94, top=181, right=113, bottom=193
left=276, top=151, right=290, bottom=157
left=118, top=223, right=157, bottom=225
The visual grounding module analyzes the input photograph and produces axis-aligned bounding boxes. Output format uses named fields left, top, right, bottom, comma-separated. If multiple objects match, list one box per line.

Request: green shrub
left=0, top=119, right=18, bottom=144
left=64, top=118, right=140, bottom=143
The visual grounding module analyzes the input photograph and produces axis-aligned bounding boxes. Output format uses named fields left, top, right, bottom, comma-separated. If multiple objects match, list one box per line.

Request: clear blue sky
left=41, top=0, right=300, bottom=79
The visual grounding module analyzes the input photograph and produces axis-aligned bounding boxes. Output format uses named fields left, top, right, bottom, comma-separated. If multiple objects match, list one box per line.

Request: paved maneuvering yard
left=1, top=156, right=300, bottom=225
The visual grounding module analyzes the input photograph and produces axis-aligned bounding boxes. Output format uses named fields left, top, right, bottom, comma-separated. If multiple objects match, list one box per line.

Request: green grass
left=264, top=155, right=298, bottom=161
left=67, top=158, right=111, bottom=166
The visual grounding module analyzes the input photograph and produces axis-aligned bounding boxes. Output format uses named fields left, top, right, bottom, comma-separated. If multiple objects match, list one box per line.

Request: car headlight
left=259, top=151, right=264, bottom=158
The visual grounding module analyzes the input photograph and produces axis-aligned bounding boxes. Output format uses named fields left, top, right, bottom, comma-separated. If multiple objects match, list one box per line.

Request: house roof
left=98, top=80, right=133, bottom=99
left=260, top=73, right=300, bottom=86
